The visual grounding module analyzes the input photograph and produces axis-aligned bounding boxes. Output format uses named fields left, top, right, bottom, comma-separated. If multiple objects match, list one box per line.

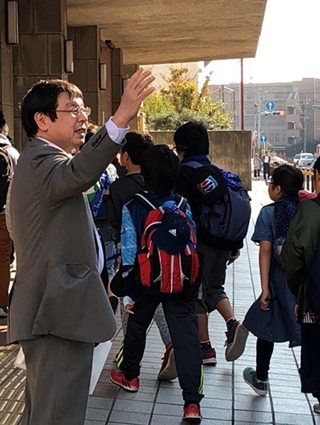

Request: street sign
left=266, top=101, right=275, bottom=111
left=260, top=135, right=267, bottom=143
left=312, top=104, right=320, bottom=110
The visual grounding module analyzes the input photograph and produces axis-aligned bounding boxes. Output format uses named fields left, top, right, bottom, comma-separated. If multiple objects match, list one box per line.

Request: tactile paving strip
left=0, top=345, right=25, bottom=424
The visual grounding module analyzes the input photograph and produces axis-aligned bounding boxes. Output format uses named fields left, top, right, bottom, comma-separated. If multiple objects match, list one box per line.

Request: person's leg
left=153, top=303, right=177, bottom=381
left=163, top=297, right=203, bottom=407
left=197, top=245, right=230, bottom=362
left=20, top=335, right=94, bottom=425
left=301, top=324, right=320, bottom=398
left=243, top=338, right=272, bottom=396
left=263, top=163, right=268, bottom=180
left=196, top=298, right=217, bottom=365
left=119, top=297, right=129, bottom=336
left=256, top=338, right=274, bottom=381
left=198, top=243, right=247, bottom=361
left=301, top=324, right=320, bottom=413
left=153, top=303, right=172, bottom=347
left=267, top=164, right=271, bottom=179
left=117, top=297, right=159, bottom=380
left=0, top=214, right=12, bottom=309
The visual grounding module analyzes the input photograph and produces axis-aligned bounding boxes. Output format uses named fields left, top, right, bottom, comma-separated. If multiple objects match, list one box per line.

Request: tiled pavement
left=1, top=180, right=320, bottom=425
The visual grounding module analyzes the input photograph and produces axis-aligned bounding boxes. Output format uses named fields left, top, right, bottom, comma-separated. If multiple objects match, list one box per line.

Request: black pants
left=301, top=323, right=320, bottom=398
left=254, top=169, right=260, bottom=178
left=263, top=163, right=270, bottom=180
left=119, top=296, right=203, bottom=404
left=256, top=338, right=274, bottom=382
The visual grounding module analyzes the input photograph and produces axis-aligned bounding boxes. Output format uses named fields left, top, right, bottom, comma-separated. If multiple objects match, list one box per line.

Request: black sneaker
left=225, top=321, right=248, bottom=361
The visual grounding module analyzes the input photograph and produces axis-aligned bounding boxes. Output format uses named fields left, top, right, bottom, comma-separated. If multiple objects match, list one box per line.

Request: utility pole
left=256, top=88, right=262, bottom=152
left=302, top=100, right=307, bottom=152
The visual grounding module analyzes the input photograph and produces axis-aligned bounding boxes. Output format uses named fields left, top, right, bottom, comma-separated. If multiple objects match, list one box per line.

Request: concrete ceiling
left=67, top=0, right=267, bottom=65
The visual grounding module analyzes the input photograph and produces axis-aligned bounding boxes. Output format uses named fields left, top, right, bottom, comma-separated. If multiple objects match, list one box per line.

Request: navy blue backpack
left=183, top=161, right=251, bottom=245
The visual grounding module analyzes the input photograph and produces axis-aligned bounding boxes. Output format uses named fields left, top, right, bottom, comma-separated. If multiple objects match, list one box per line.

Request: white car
left=297, top=153, right=314, bottom=168
left=293, top=154, right=301, bottom=165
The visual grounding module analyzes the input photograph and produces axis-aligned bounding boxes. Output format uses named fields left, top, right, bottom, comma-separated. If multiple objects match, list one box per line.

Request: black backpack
left=0, top=145, right=13, bottom=212
left=305, top=196, right=320, bottom=313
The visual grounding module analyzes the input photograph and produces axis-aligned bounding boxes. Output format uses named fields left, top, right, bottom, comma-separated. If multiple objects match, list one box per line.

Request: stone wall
left=149, top=130, right=252, bottom=190
left=0, top=0, right=14, bottom=135
left=13, top=0, right=68, bottom=151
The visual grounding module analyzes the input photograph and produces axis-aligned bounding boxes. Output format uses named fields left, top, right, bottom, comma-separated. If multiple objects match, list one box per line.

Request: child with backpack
left=174, top=121, right=250, bottom=365
left=109, top=145, right=203, bottom=423
left=243, top=165, right=303, bottom=395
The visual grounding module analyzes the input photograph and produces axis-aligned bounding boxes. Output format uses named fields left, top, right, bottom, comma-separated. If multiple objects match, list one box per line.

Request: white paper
left=14, top=346, right=26, bottom=370
left=89, top=341, right=112, bottom=395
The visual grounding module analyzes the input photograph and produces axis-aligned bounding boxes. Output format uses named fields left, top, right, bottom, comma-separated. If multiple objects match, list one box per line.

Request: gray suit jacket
left=7, top=126, right=123, bottom=343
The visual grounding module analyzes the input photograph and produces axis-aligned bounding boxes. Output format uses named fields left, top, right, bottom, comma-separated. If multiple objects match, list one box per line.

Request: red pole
left=240, top=58, right=244, bottom=130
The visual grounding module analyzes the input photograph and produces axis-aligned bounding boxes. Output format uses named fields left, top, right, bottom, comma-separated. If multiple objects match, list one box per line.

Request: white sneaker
left=0, top=307, right=8, bottom=318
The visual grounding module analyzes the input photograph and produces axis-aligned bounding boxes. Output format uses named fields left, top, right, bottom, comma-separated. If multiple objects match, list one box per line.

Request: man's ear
left=34, top=112, right=50, bottom=132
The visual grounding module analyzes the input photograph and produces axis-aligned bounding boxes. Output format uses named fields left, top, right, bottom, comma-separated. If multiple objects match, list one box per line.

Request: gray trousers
left=20, top=335, right=94, bottom=425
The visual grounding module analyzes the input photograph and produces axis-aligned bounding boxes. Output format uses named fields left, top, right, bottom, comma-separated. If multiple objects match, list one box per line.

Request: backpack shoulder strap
left=174, top=194, right=187, bottom=212
left=134, top=192, right=158, bottom=211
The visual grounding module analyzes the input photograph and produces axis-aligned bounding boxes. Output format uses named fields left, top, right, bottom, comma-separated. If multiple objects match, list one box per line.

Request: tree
left=141, top=67, right=232, bottom=131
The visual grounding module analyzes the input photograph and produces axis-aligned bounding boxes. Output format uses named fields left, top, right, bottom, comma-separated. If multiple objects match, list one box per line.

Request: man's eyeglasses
left=54, top=106, right=91, bottom=118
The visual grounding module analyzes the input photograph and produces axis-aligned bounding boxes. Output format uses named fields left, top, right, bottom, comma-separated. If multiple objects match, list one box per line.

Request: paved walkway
left=1, top=180, right=320, bottom=425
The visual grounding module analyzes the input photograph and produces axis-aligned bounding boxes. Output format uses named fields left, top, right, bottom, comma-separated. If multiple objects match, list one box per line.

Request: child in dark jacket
left=109, top=145, right=203, bottom=423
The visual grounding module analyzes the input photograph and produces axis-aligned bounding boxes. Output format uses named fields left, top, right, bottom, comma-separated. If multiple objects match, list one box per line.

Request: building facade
left=210, top=78, right=320, bottom=153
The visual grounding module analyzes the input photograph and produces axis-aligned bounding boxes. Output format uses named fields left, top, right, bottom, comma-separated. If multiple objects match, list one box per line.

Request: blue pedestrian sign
left=260, top=135, right=267, bottom=143
left=266, top=101, right=275, bottom=111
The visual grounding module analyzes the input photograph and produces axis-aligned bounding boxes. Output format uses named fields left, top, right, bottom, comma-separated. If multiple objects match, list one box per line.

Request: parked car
left=297, top=153, right=314, bottom=168
left=293, top=153, right=301, bottom=165
left=307, top=156, right=319, bottom=171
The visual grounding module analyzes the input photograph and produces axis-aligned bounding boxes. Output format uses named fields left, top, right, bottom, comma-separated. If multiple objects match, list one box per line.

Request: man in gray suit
left=7, top=68, right=154, bottom=425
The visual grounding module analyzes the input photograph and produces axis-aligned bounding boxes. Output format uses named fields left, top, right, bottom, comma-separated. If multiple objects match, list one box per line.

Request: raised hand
left=113, top=68, right=155, bottom=128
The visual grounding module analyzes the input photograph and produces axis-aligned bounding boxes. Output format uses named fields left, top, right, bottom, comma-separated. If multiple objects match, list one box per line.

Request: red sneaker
left=183, top=403, right=202, bottom=423
left=109, top=369, right=139, bottom=392
left=202, top=347, right=217, bottom=365
left=157, top=343, right=178, bottom=381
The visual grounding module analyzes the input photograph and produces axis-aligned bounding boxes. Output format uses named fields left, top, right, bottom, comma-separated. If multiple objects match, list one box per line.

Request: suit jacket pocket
left=66, top=264, right=91, bottom=279
left=32, top=264, right=117, bottom=342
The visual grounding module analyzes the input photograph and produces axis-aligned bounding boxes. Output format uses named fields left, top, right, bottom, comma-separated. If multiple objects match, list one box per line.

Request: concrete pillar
left=13, top=0, right=68, bottom=151
left=0, top=0, right=14, bottom=137
left=122, top=63, right=139, bottom=130
left=68, top=26, right=112, bottom=126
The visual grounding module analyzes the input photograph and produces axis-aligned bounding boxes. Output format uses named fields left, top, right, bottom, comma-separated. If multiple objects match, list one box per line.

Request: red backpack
left=134, top=193, right=200, bottom=294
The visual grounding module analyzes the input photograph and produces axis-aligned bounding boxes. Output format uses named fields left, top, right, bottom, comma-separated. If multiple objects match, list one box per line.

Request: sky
left=199, top=0, right=320, bottom=86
